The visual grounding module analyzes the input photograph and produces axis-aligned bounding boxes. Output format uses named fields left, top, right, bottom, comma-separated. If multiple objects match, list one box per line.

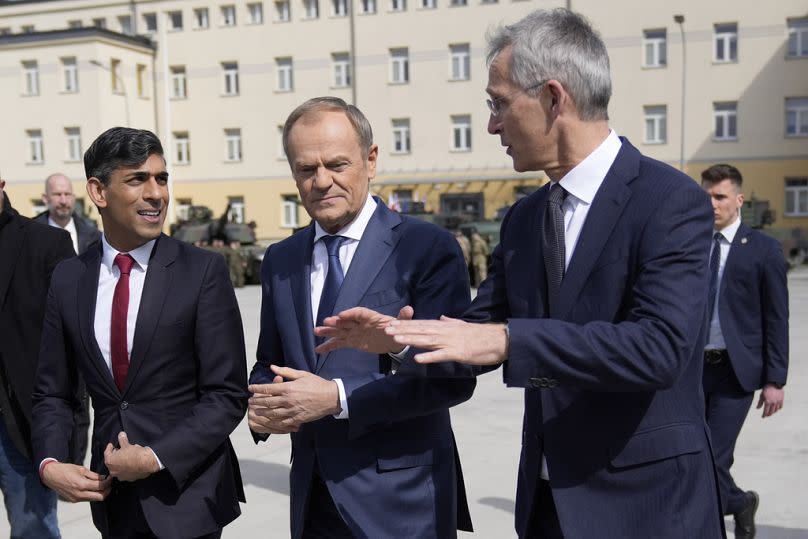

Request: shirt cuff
left=147, top=447, right=165, bottom=470
left=333, top=378, right=349, bottom=419
left=388, top=346, right=410, bottom=373
left=39, top=458, right=58, bottom=479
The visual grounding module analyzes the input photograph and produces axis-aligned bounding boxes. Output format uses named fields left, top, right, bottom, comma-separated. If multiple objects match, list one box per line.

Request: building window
left=92, top=18, right=107, bottom=29
left=194, top=8, right=210, bottom=29
left=118, top=15, right=133, bottom=34
left=22, top=60, right=39, bottom=96
left=174, top=132, right=190, bottom=164
left=392, top=119, right=411, bottom=153
left=275, top=0, right=291, bottom=21
left=68, top=20, right=83, bottom=28
left=170, top=66, right=187, bottom=99
left=136, top=64, right=147, bottom=97
left=175, top=198, right=192, bottom=221
left=143, top=13, right=157, bottom=32
left=62, top=57, right=78, bottom=93
left=421, top=0, right=436, bottom=8
left=361, top=0, right=377, bottom=13
left=26, top=129, right=44, bottom=164
left=450, top=0, right=467, bottom=6
left=481, top=0, right=498, bottom=4
left=332, top=0, right=347, bottom=16
left=390, top=48, right=409, bottom=83
left=787, top=17, right=808, bottom=58
left=786, top=97, right=808, bottom=137
left=714, top=23, right=737, bottom=63
left=785, top=178, right=808, bottom=216
left=450, top=43, right=470, bottom=81
left=222, top=62, right=240, bottom=95
left=221, top=5, right=237, bottom=26
left=225, top=129, right=242, bottom=161
left=304, top=0, right=319, bottom=19
left=65, top=127, right=81, bottom=161
left=451, top=115, right=471, bottom=151
left=227, top=196, right=245, bottom=223
left=391, top=0, right=406, bottom=11
left=21, top=25, right=35, bottom=33
left=110, top=59, right=122, bottom=93
left=643, top=29, right=667, bottom=67
left=713, top=102, right=738, bottom=141
left=168, top=10, right=183, bottom=30
left=282, top=195, right=299, bottom=227
left=332, top=53, right=351, bottom=87
left=643, top=105, right=667, bottom=144
left=248, top=2, right=264, bottom=23
left=276, top=57, right=294, bottom=91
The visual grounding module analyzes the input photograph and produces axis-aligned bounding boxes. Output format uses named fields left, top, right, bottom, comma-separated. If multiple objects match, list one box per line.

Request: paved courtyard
left=5, top=270, right=808, bottom=538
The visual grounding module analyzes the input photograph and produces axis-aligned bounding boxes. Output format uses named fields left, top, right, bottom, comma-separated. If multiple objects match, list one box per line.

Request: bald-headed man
left=35, top=173, right=101, bottom=255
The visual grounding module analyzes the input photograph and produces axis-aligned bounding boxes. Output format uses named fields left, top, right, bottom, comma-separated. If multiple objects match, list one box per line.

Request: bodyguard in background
left=701, top=164, right=789, bottom=539
left=0, top=174, right=74, bottom=538
left=36, top=171, right=101, bottom=467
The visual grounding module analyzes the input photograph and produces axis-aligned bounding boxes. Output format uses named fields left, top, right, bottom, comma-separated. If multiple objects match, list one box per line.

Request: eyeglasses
left=486, top=80, right=548, bottom=117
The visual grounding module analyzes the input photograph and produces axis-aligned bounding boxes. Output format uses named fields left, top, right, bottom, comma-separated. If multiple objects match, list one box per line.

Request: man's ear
left=366, top=144, right=379, bottom=180
left=41, top=193, right=49, bottom=206
left=86, top=177, right=107, bottom=209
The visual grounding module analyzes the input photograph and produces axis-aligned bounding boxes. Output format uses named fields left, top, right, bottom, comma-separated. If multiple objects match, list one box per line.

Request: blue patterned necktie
left=543, top=183, right=567, bottom=313
left=316, top=235, right=348, bottom=330
left=707, top=232, right=722, bottom=327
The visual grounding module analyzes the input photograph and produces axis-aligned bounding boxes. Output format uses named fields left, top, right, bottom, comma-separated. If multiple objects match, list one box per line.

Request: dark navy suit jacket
left=716, top=222, right=788, bottom=392
left=32, top=235, right=247, bottom=538
left=465, top=139, right=725, bottom=538
left=35, top=211, right=101, bottom=255
left=251, top=199, right=475, bottom=539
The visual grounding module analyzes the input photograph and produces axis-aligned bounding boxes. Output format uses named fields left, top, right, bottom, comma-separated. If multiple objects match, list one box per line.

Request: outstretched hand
left=314, top=305, right=414, bottom=354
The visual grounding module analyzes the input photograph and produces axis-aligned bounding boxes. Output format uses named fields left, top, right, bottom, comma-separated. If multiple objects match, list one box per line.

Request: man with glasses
left=317, top=8, right=724, bottom=538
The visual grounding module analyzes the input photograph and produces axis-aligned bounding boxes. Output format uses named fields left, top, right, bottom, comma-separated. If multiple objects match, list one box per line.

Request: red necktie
left=111, top=253, right=135, bottom=392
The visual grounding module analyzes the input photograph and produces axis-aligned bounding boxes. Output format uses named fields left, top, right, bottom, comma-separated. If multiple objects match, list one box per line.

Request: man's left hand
left=103, top=432, right=160, bottom=481
left=757, top=384, right=785, bottom=418
left=247, top=366, right=340, bottom=429
left=385, top=316, right=508, bottom=366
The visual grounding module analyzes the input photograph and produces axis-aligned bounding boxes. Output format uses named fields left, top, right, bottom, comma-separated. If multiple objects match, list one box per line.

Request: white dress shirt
left=310, top=194, right=378, bottom=419
left=540, top=129, right=623, bottom=480
left=49, top=215, right=78, bottom=254
left=706, top=215, right=742, bottom=350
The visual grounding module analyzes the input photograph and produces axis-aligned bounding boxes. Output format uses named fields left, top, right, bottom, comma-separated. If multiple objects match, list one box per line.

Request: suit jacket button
left=120, top=401, right=129, bottom=410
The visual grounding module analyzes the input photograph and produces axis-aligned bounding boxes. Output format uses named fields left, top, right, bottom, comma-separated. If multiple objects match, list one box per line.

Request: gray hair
left=282, top=97, right=374, bottom=161
left=487, top=8, right=611, bottom=121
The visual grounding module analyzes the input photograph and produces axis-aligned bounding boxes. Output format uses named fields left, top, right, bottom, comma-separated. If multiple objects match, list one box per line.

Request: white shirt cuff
left=333, top=378, right=349, bottom=419
left=39, top=457, right=58, bottom=477
left=147, top=447, right=165, bottom=470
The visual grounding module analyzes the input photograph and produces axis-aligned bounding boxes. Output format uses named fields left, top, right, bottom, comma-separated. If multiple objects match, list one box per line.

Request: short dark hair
left=282, top=97, right=373, bottom=162
left=84, top=127, right=164, bottom=185
left=701, top=163, right=743, bottom=189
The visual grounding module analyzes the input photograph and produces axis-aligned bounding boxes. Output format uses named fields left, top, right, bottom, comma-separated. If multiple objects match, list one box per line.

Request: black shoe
left=733, top=490, right=759, bottom=539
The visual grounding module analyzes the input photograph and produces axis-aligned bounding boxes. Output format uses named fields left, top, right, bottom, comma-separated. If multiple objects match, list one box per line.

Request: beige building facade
left=1, top=0, right=806, bottom=245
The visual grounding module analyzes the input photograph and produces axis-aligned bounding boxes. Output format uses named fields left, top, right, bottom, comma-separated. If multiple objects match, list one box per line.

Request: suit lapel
left=522, top=189, right=549, bottom=317
left=0, top=217, right=24, bottom=312
left=124, top=235, right=173, bottom=395
left=290, top=226, right=317, bottom=370
left=555, top=140, right=636, bottom=319
left=316, top=201, right=400, bottom=372
left=719, top=222, right=750, bottom=298
left=77, top=243, right=119, bottom=394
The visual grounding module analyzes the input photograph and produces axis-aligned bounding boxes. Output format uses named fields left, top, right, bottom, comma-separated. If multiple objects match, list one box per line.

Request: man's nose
left=142, top=178, right=164, bottom=201
left=313, top=167, right=332, bottom=190
left=487, top=113, right=501, bottom=135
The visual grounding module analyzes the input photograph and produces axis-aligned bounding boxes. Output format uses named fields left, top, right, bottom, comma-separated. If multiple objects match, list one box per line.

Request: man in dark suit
left=36, top=171, right=101, bottom=467
left=316, top=9, right=724, bottom=538
left=36, top=172, right=102, bottom=255
left=701, top=163, right=789, bottom=539
left=247, top=97, right=475, bottom=538
left=31, top=127, right=247, bottom=539
left=0, top=175, right=74, bottom=538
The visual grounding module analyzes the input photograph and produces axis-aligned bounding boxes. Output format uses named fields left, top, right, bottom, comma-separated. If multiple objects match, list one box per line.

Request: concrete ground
left=5, top=270, right=808, bottom=538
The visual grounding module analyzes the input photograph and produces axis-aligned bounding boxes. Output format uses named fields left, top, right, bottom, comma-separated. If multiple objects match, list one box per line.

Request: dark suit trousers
left=703, top=359, right=754, bottom=515
left=524, top=480, right=564, bottom=539
left=105, top=482, right=222, bottom=539
left=303, top=466, right=352, bottom=539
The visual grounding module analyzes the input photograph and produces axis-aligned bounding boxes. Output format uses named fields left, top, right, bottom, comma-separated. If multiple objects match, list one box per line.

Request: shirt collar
left=716, top=215, right=742, bottom=243
left=313, top=194, right=378, bottom=244
left=101, top=234, right=156, bottom=272
left=49, top=215, right=77, bottom=235
left=556, top=129, right=622, bottom=205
